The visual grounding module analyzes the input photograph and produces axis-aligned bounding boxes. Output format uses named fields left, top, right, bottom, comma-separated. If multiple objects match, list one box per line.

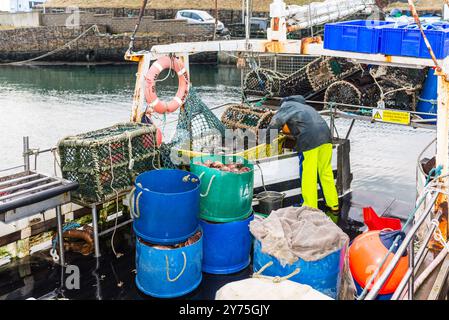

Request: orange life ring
left=145, top=56, right=189, bottom=114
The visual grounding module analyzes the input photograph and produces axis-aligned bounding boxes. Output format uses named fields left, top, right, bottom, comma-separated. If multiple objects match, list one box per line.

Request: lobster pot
left=244, top=69, right=286, bottom=97
left=243, top=56, right=359, bottom=98
left=135, top=233, right=203, bottom=298
left=253, top=240, right=343, bottom=299
left=132, top=169, right=200, bottom=244
left=200, top=214, right=254, bottom=274
left=58, top=123, right=160, bottom=204
left=190, top=155, right=254, bottom=223
left=221, top=104, right=275, bottom=138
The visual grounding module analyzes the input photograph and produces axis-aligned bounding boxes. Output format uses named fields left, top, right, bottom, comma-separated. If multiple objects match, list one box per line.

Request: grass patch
left=0, top=25, right=15, bottom=30
left=43, top=0, right=318, bottom=11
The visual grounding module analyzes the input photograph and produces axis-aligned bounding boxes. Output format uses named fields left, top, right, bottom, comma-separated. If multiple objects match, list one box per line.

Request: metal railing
left=244, top=53, right=319, bottom=76
left=1, top=136, right=58, bottom=177
left=363, top=139, right=446, bottom=300
left=364, top=192, right=438, bottom=300
left=313, top=101, right=438, bottom=130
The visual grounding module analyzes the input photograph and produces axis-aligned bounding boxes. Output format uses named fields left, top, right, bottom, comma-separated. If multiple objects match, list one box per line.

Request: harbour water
left=0, top=64, right=435, bottom=205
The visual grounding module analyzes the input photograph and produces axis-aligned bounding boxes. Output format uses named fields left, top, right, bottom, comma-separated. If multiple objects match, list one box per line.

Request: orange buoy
left=349, top=230, right=408, bottom=295
left=145, top=56, right=189, bottom=114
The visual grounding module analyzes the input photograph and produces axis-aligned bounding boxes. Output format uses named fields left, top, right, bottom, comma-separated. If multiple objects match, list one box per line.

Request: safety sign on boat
left=372, top=108, right=411, bottom=125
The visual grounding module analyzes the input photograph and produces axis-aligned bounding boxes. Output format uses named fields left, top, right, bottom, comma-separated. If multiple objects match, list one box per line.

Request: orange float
left=349, top=230, right=408, bottom=295
left=145, top=56, right=189, bottom=114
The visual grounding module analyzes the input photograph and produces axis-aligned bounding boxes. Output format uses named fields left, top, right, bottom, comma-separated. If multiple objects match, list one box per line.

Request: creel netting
left=243, top=57, right=360, bottom=99
left=160, top=88, right=226, bottom=168
left=58, top=123, right=160, bottom=204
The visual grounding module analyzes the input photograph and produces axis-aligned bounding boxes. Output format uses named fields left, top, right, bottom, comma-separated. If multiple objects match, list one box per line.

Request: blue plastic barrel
left=416, top=68, right=438, bottom=124
left=200, top=214, right=254, bottom=274
left=132, top=169, right=200, bottom=244
left=135, top=233, right=203, bottom=298
left=253, top=240, right=344, bottom=299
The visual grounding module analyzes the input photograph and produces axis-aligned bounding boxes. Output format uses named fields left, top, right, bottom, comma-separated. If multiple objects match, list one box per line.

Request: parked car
left=175, top=10, right=228, bottom=35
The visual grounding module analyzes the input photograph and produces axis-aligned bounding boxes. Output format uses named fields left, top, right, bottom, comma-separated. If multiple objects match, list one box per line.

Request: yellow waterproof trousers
left=299, top=143, right=339, bottom=209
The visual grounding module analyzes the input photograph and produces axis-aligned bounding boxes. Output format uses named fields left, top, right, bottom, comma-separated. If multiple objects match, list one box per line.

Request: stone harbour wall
left=0, top=9, right=217, bottom=63
left=0, top=25, right=214, bottom=63
left=40, top=12, right=216, bottom=35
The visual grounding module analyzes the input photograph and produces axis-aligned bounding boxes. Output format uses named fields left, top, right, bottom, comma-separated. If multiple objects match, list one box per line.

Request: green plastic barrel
left=191, top=155, right=254, bottom=222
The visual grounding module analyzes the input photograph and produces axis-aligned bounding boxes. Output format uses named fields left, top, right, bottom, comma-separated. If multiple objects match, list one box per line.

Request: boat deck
left=0, top=190, right=416, bottom=300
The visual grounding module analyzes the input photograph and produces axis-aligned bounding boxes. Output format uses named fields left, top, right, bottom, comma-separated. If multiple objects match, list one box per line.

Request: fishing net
left=160, top=89, right=284, bottom=167
left=249, top=206, right=354, bottom=300
left=244, top=57, right=360, bottom=98
left=216, top=277, right=333, bottom=300
left=58, top=123, right=160, bottom=204
left=160, top=88, right=226, bottom=168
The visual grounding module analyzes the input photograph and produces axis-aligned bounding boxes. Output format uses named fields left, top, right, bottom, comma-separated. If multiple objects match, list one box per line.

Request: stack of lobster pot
left=131, top=169, right=203, bottom=298
left=190, top=155, right=255, bottom=275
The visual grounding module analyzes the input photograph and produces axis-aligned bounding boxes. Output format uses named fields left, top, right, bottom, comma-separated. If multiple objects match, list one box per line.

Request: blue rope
left=254, top=96, right=268, bottom=108
left=426, top=165, right=443, bottom=186
left=52, top=222, right=81, bottom=251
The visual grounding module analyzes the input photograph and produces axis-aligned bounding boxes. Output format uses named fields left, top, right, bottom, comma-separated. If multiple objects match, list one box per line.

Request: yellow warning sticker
left=372, top=108, right=410, bottom=125
left=373, top=111, right=382, bottom=120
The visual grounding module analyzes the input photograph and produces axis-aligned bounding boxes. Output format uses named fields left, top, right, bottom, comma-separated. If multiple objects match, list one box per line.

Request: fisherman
left=266, top=95, right=339, bottom=215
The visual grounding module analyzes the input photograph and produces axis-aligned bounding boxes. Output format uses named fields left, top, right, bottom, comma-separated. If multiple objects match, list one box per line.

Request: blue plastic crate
left=324, top=20, right=394, bottom=54
left=381, top=22, right=449, bottom=59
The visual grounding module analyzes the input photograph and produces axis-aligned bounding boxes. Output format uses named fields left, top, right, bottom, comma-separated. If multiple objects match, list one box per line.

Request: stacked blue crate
left=324, top=20, right=449, bottom=59
left=324, top=20, right=394, bottom=54
left=380, top=22, right=449, bottom=59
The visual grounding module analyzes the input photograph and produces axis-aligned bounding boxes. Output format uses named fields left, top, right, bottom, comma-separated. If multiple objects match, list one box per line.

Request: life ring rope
left=144, top=55, right=189, bottom=114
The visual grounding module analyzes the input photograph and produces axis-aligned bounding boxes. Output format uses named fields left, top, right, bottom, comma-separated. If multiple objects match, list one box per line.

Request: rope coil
left=252, top=261, right=301, bottom=283
left=50, top=222, right=81, bottom=262
left=165, top=252, right=187, bottom=282
left=198, top=172, right=216, bottom=198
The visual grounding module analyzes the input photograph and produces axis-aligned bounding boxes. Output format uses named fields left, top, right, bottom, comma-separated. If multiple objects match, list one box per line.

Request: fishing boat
left=0, top=0, right=448, bottom=301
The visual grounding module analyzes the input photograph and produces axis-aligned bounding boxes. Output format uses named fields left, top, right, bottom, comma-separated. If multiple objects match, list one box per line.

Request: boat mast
left=245, top=0, right=251, bottom=50
left=436, top=74, right=449, bottom=176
